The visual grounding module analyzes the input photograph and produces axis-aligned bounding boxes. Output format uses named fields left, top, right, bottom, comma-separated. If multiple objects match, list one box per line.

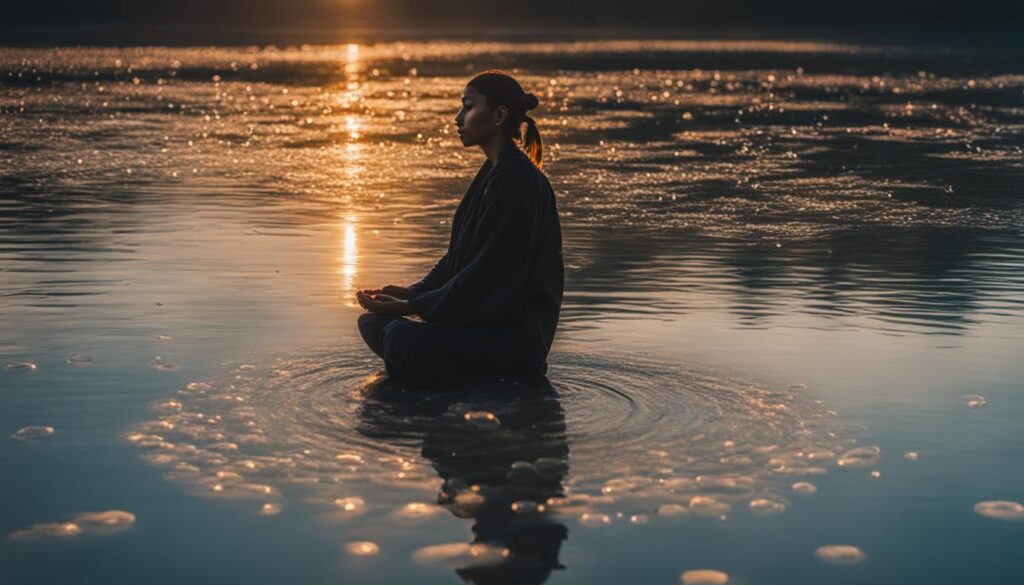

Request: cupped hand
left=355, top=290, right=412, bottom=316
left=356, top=284, right=416, bottom=300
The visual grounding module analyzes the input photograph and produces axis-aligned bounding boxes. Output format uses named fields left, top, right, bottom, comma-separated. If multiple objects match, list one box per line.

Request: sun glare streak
left=339, top=214, right=359, bottom=303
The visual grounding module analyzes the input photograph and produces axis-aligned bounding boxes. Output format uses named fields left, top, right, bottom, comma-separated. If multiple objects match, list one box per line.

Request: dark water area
left=1, top=37, right=1023, bottom=584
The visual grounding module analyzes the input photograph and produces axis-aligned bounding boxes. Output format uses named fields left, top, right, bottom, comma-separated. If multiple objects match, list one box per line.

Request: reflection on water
left=2, top=38, right=1024, bottom=583
left=357, top=378, right=570, bottom=583
left=126, top=345, right=865, bottom=583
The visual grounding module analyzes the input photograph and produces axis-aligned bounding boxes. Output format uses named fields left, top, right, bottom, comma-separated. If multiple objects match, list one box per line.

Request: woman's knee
left=358, top=313, right=400, bottom=357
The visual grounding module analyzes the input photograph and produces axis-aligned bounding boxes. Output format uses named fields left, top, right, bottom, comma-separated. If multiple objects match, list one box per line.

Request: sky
left=5, top=0, right=1023, bottom=27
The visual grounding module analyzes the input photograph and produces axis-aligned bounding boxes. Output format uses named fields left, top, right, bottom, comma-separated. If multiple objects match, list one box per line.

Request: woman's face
left=454, top=85, right=507, bottom=147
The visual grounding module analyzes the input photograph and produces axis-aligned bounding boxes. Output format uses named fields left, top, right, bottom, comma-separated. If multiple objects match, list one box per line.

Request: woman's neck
left=482, top=135, right=514, bottom=167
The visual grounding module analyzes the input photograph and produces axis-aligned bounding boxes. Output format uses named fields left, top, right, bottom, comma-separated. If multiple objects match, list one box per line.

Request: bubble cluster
left=9, top=510, right=135, bottom=541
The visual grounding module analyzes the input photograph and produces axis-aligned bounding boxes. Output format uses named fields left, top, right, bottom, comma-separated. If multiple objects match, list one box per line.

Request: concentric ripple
left=128, top=345, right=859, bottom=523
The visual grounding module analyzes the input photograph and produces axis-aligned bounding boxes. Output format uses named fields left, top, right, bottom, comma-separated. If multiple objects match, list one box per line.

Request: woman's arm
left=407, top=174, right=543, bottom=326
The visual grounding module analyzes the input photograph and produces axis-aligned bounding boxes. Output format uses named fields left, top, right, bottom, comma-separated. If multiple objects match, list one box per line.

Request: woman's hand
left=357, top=284, right=417, bottom=300
left=355, top=290, right=413, bottom=316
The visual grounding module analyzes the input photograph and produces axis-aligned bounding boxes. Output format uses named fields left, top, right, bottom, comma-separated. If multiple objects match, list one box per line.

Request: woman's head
left=455, top=69, right=544, bottom=170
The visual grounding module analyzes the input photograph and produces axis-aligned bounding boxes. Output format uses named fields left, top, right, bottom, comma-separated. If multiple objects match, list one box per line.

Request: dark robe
left=406, top=141, right=564, bottom=375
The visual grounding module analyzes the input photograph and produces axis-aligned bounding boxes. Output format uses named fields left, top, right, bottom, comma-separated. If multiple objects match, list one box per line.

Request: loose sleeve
left=408, top=176, right=542, bottom=327
left=406, top=252, right=450, bottom=294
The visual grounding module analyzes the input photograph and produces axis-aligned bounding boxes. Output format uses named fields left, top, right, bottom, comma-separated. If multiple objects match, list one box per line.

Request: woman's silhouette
left=356, top=70, right=564, bottom=389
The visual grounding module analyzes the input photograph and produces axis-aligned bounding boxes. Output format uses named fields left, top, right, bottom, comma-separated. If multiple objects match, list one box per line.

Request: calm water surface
left=2, top=38, right=1023, bottom=584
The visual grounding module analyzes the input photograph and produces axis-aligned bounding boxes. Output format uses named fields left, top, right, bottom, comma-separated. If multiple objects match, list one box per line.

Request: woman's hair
left=467, top=69, right=544, bottom=170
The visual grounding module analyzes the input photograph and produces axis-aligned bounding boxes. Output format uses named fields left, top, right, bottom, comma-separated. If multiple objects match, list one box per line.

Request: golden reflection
left=339, top=214, right=359, bottom=303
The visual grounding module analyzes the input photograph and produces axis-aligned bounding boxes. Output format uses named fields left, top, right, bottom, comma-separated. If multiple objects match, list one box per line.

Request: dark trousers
left=357, top=313, right=543, bottom=389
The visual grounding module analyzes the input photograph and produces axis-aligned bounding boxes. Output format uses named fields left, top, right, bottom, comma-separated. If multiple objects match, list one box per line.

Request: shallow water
left=2, top=38, right=1024, bottom=584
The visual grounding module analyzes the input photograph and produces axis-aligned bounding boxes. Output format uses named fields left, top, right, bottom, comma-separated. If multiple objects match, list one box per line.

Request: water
left=2, top=37, right=1023, bottom=584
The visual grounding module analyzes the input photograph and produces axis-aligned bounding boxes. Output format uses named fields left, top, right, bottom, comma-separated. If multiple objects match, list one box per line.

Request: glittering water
left=2, top=38, right=1023, bottom=585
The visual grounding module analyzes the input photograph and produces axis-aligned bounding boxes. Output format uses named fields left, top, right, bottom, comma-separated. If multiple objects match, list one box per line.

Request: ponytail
left=522, top=114, right=544, bottom=171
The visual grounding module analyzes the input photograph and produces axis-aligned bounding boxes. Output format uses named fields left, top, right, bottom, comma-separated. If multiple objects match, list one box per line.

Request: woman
left=355, top=70, right=564, bottom=389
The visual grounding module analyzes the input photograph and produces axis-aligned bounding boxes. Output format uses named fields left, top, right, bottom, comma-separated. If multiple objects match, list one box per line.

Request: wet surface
left=2, top=37, right=1023, bottom=584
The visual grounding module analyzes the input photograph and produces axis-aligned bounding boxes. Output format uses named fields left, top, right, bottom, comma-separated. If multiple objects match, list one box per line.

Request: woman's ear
left=493, top=104, right=509, bottom=127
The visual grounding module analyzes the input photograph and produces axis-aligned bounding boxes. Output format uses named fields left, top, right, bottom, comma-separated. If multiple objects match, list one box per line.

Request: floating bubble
left=815, top=544, right=866, bottom=564
left=749, top=497, right=787, bottom=516
left=903, top=451, right=919, bottom=461
left=630, top=514, right=650, bottom=524
left=792, top=482, right=817, bottom=495
left=260, top=502, right=282, bottom=515
left=154, top=400, right=183, bottom=413
left=149, top=356, right=180, bottom=372
left=12, top=426, right=55, bottom=440
left=688, top=496, right=731, bottom=518
left=67, top=354, right=93, bottom=366
left=579, top=512, right=612, bottom=526
left=157, top=334, right=173, bottom=341
left=973, top=500, right=1024, bottom=521
left=8, top=522, right=82, bottom=540
left=962, top=394, right=987, bottom=408
left=870, top=470, right=881, bottom=479
left=4, top=362, right=37, bottom=373
left=681, top=569, right=730, bottom=585
left=333, top=496, right=366, bottom=514
left=393, top=502, right=444, bottom=519
left=345, top=541, right=380, bottom=556
left=9, top=510, right=135, bottom=541
left=412, top=543, right=509, bottom=567
left=656, top=503, right=688, bottom=517
left=837, top=446, right=881, bottom=468
left=185, top=382, right=212, bottom=392
left=463, top=411, right=501, bottom=431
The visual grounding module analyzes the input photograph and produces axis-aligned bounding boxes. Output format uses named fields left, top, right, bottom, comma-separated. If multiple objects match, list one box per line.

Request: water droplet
left=973, top=500, right=1024, bottom=521
left=345, top=541, right=380, bottom=556
left=4, top=362, right=37, bottom=373
left=815, top=544, right=866, bottom=564
left=12, top=426, right=55, bottom=440
left=792, top=482, right=817, bottom=495
left=681, top=569, right=730, bottom=585
left=749, top=497, right=787, bottom=515
left=333, top=496, right=366, bottom=514
left=67, top=354, right=93, bottom=366
left=962, top=394, right=986, bottom=408
left=836, top=446, right=881, bottom=468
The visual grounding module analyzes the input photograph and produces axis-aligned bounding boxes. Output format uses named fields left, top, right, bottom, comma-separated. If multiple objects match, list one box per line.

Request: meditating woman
left=355, top=69, right=564, bottom=389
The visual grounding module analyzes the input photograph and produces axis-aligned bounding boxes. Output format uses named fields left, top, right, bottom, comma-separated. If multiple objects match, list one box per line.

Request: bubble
left=973, top=500, right=1024, bottom=521
left=333, top=496, right=366, bottom=514
left=4, top=362, right=37, bottom=373
left=681, top=569, right=730, bottom=585
left=154, top=400, right=183, bottom=413
left=149, top=356, right=180, bottom=372
left=412, top=543, right=509, bottom=567
left=903, top=451, right=919, bottom=461
left=749, top=497, right=787, bottom=515
left=67, top=354, right=94, bottom=366
left=630, top=514, right=650, bottom=524
left=869, top=470, right=881, bottom=479
left=393, top=502, right=444, bottom=519
left=463, top=411, right=501, bottom=431
left=345, top=541, right=380, bottom=556
left=962, top=394, right=987, bottom=408
left=12, top=426, right=55, bottom=440
left=579, top=512, right=612, bottom=526
left=186, top=382, right=212, bottom=392
left=656, top=503, right=688, bottom=517
left=792, top=482, right=817, bottom=494
left=836, top=446, right=880, bottom=468
left=688, top=496, right=731, bottom=518
left=157, top=335, right=173, bottom=341
left=9, top=510, right=135, bottom=541
left=259, top=502, right=282, bottom=515
left=815, top=544, right=866, bottom=564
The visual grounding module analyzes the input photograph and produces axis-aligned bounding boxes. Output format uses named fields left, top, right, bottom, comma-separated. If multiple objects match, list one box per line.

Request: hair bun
left=524, top=92, right=539, bottom=111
